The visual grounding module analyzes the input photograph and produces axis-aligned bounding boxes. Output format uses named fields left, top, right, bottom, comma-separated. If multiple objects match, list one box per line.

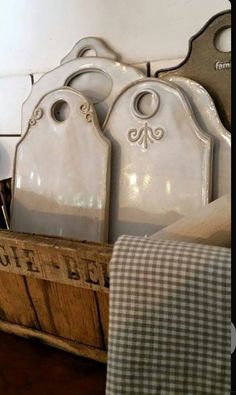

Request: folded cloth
left=106, top=235, right=231, bottom=395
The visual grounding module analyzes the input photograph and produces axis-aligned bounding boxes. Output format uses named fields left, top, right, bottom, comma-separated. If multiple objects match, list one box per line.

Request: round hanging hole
left=79, top=48, right=97, bottom=57
left=51, top=100, right=70, bottom=122
left=214, top=27, right=231, bottom=52
left=133, top=90, right=160, bottom=119
left=67, top=70, right=113, bottom=104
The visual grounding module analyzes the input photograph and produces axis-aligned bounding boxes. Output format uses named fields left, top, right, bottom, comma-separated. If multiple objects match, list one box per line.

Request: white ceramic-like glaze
left=163, top=76, right=231, bottom=199
left=11, top=87, right=111, bottom=242
left=22, top=58, right=144, bottom=133
left=103, top=78, right=213, bottom=243
left=61, top=37, right=118, bottom=64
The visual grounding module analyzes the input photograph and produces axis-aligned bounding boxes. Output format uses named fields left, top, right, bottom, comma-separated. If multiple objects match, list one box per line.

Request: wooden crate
left=0, top=194, right=230, bottom=362
left=0, top=230, right=112, bottom=363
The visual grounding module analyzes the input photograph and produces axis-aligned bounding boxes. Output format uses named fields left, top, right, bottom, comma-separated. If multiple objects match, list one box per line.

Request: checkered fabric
left=106, top=235, right=231, bottom=395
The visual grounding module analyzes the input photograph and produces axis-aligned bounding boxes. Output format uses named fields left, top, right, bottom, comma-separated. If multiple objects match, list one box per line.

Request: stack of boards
left=9, top=10, right=231, bottom=243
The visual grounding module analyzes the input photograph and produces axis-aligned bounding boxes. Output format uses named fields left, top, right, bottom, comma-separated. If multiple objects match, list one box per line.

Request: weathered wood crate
left=0, top=230, right=112, bottom=363
left=0, top=194, right=230, bottom=362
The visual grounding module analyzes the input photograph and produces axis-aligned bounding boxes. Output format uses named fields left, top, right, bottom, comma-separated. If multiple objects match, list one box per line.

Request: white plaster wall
left=0, top=0, right=231, bottom=180
left=0, top=0, right=230, bottom=76
left=0, top=76, right=32, bottom=134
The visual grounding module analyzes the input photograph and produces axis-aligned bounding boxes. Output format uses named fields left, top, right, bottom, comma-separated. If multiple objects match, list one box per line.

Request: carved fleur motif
left=29, top=108, right=43, bottom=126
left=128, top=122, right=164, bottom=150
left=80, top=102, right=93, bottom=123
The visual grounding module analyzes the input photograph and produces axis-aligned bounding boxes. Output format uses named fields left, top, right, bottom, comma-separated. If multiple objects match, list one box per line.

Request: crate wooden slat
left=0, top=196, right=230, bottom=362
left=0, top=230, right=112, bottom=362
left=0, top=230, right=111, bottom=290
left=0, top=320, right=107, bottom=363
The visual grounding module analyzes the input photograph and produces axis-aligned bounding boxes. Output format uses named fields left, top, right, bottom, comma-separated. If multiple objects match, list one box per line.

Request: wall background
left=0, top=0, right=230, bottom=179
left=0, top=0, right=230, bottom=75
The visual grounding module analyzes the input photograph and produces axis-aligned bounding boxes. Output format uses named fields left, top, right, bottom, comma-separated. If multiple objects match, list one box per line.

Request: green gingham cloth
left=106, top=235, right=231, bottom=394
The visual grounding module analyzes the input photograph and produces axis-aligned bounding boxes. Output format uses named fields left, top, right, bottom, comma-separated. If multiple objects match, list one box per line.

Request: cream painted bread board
left=11, top=87, right=111, bottom=243
left=163, top=76, right=231, bottom=199
left=103, top=78, right=213, bottom=243
left=22, top=57, right=145, bottom=132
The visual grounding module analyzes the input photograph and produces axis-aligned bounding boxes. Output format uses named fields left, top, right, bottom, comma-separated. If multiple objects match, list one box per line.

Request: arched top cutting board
left=22, top=58, right=144, bottom=133
left=12, top=87, right=111, bottom=242
left=156, top=10, right=231, bottom=131
left=103, top=78, right=213, bottom=243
